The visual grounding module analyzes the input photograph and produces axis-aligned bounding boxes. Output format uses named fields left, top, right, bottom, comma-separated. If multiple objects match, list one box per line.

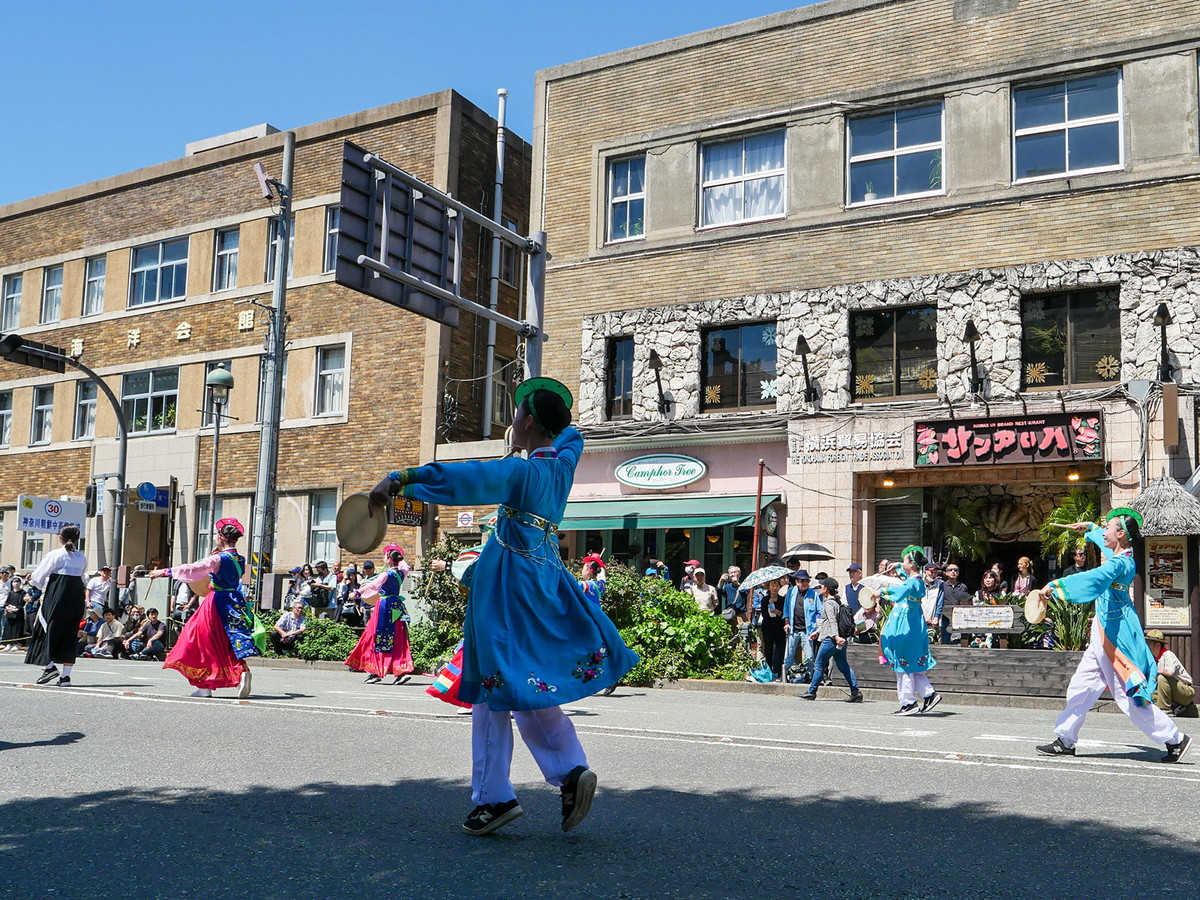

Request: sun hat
left=1145, top=629, right=1167, bottom=644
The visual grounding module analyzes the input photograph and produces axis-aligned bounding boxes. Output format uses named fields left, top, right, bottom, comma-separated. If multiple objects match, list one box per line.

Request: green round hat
left=514, top=376, right=573, bottom=411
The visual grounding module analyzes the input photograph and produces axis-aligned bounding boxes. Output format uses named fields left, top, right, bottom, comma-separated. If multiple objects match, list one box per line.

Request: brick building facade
left=532, top=1, right=1200, bottom=666
left=0, top=90, right=529, bottom=580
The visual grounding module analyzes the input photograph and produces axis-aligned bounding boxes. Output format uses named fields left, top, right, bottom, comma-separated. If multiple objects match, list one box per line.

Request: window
left=83, top=256, right=106, bottom=316
left=1013, top=71, right=1122, bottom=181
left=256, top=353, right=287, bottom=423
left=0, top=391, right=11, bottom=447
left=701, top=322, right=778, bottom=410
left=850, top=307, right=938, bottom=399
left=491, top=356, right=516, bottom=427
left=74, top=381, right=97, bottom=440
left=31, top=385, right=54, bottom=444
left=266, top=215, right=295, bottom=282
left=22, top=532, right=44, bottom=569
left=122, top=368, right=179, bottom=435
left=201, top=359, right=232, bottom=427
left=499, top=217, right=519, bottom=285
left=700, top=131, right=785, bottom=228
left=1, top=274, right=20, bottom=330
left=195, top=496, right=224, bottom=554
left=1021, top=288, right=1121, bottom=388
left=607, top=157, right=645, bottom=242
left=308, top=491, right=338, bottom=562
left=323, top=207, right=340, bottom=274
left=314, top=345, right=345, bottom=416
left=213, top=228, right=239, bottom=291
left=606, top=337, right=634, bottom=419
left=130, top=238, right=188, bottom=307
left=848, top=102, right=943, bottom=204
left=40, top=265, right=63, bottom=324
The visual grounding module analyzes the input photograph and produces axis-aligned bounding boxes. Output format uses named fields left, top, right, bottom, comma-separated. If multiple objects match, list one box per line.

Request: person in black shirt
left=1062, top=546, right=1090, bottom=577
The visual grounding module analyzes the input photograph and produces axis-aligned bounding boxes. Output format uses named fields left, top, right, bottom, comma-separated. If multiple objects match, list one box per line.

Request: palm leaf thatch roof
left=1129, top=474, right=1200, bottom=536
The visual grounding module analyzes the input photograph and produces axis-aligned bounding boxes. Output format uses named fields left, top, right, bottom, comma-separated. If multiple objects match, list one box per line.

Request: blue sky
left=0, top=1, right=816, bottom=207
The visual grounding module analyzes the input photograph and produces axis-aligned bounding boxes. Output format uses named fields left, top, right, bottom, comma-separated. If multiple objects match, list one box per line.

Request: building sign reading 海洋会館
left=615, top=454, right=707, bottom=490
left=914, top=411, right=1103, bottom=467
left=788, top=430, right=905, bottom=466
left=1145, top=536, right=1191, bottom=628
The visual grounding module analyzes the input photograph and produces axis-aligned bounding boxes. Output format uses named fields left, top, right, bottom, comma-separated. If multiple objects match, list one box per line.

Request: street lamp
left=1153, top=303, right=1173, bottom=382
left=647, top=349, right=671, bottom=415
left=962, top=319, right=982, bottom=395
left=205, top=363, right=235, bottom=539
left=794, top=334, right=819, bottom=406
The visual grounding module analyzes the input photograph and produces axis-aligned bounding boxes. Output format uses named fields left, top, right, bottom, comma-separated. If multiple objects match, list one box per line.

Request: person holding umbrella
left=879, top=545, right=941, bottom=716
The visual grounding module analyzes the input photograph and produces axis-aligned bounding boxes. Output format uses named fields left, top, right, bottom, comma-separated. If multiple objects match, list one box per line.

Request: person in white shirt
left=85, top=608, right=124, bottom=658
left=25, top=524, right=89, bottom=687
left=1146, top=629, right=1197, bottom=718
left=85, top=566, right=112, bottom=612
left=271, top=601, right=308, bottom=655
left=685, top=567, right=719, bottom=613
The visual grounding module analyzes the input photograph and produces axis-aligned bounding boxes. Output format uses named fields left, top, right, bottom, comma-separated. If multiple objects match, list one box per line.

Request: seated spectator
left=128, top=608, right=167, bottom=661
left=78, top=607, right=104, bottom=655
left=271, top=600, right=308, bottom=655
left=171, top=580, right=199, bottom=624
left=85, top=566, right=113, bottom=613
left=84, top=608, right=124, bottom=658
left=116, top=606, right=145, bottom=659
left=1147, top=629, right=1197, bottom=718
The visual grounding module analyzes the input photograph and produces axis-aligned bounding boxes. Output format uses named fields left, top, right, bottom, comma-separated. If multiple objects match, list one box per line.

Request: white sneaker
left=190, top=689, right=212, bottom=698
left=238, top=669, right=252, bottom=699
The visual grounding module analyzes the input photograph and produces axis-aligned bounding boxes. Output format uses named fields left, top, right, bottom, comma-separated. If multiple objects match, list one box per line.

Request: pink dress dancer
left=344, top=545, right=414, bottom=684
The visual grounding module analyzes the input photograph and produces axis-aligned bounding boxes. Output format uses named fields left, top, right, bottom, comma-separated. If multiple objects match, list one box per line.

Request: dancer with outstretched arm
left=879, top=545, right=942, bottom=716
left=1029, top=509, right=1190, bottom=763
left=344, top=543, right=414, bottom=685
left=150, top=518, right=261, bottom=699
left=369, top=378, right=638, bottom=836
left=25, top=524, right=88, bottom=687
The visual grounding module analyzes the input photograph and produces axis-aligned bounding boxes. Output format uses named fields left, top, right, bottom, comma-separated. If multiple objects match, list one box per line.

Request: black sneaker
left=799, top=693, right=816, bottom=701
left=920, top=692, right=942, bottom=713
left=1162, top=734, right=1192, bottom=764
left=364, top=674, right=382, bottom=684
left=560, top=766, right=597, bottom=833
left=36, top=667, right=59, bottom=685
left=846, top=692, right=864, bottom=703
left=1036, top=737, right=1075, bottom=757
left=893, top=702, right=919, bottom=716
left=461, top=799, right=523, bottom=836
left=57, top=676, right=71, bottom=687
left=391, top=674, right=411, bottom=685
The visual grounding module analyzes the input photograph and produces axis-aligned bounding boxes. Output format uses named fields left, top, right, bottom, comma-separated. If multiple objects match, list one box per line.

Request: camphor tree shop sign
left=615, top=454, right=707, bottom=490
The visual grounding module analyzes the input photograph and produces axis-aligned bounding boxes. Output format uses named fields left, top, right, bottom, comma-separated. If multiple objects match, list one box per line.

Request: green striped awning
left=559, top=494, right=780, bottom=532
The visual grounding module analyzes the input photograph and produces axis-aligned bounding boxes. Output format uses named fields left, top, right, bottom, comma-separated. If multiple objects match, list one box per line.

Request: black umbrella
left=781, top=542, right=835, bottom=562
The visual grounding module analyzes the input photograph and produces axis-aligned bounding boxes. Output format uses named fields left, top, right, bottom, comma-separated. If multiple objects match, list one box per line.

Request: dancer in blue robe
left=369, top=377, right=637, bottom=836
left=879, top=545, right=942, bottom=716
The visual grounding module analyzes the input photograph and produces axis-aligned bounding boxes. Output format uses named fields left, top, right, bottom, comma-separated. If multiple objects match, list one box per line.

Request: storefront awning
left=560, top=494, right=780, bottom=532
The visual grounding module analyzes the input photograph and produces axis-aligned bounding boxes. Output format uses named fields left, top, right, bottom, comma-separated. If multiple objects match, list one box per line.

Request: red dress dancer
left=151, top=519, right=260, bottom=699
left=344, top=545, right=414, bottom=685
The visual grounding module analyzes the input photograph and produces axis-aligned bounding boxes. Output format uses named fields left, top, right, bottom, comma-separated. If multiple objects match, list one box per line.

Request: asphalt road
left=1, top=654, right=1197, bottom=900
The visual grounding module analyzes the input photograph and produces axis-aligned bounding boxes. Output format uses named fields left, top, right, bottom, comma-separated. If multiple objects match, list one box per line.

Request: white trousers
left=1054, top=636, right=1182, bottom=748
left=471, top=702, right=587, bottom=805
left=896, top=672, right=935, bottom=705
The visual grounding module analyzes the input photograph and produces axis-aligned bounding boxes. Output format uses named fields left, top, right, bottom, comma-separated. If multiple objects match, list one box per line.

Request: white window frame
left=0, top=390, right=12, bottom=448
left=308, top=491, right=338, bottom=563
left=195, top=496, right=224, bottom=553
left=606, top=156, right=646, bottom=243
left=314, top=345, right=346, bottom=417
left=499, top=217, right=520, bottom=285
left=1012, top=70, right=1124, bottom=184
left=40, top=265, right=63, bottom=324
left=266, top=215, right=295, bottom=282
left=31, top=385, right=54, bottom=445
left=491, top=356, right=516, bottom=428
left=83, top=256, right=106, bottom=316
left=323, top=207, right=340, bottom=274
left=122, top=367, right=179, bottom=436
left=22, top=532, right=45, bottom=569
left=698, top=131, right=787, bottom=229
left=847, top=102, right=945, bottom=207
left=74, top=381, right=97, bottom=440
left=129, top=238, right=189, bottom=307
left=213, top=227, right=240, bottom=292
left=1, top=274, right=20, bottom=330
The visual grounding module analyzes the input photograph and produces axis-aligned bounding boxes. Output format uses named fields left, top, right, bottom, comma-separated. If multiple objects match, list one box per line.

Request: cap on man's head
left=794, top=569, right=810, bottom=580
left=289, top=566, right=303, bottom=575
left=693, top=567, right=706, bottom=575
left=925, top=562, right=940, bottom=571
left=362, top=560, right=375, bottom=567
left=684, top=559, right=700, bottom=567
left=1145, top=629, right=1167, bottom=644
left=100, top=565, right=112, bottom=572
left=846, top=563, right=862, bottom=572
left=821, top=577, right=839, bottom=592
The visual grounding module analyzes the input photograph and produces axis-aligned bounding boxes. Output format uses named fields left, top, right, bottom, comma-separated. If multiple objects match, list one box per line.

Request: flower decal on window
left=855, top=317, right=876, bottom=338
left=758, top=378, right=777, bottom=400
left=916, top=367, right=938, bottom=391
left=1095, top=355, right=1119, bottom=380
left=527, top=673, right=557, bottom=693
left=854, top=374, right=877, bottom=397
left=761, top=323, right=776, bottom=346
left=1025, top=362, right=1049, bottom=385
left=917, top=309, right=937, bottom=331
left=704, top=384, right=722, bottom=405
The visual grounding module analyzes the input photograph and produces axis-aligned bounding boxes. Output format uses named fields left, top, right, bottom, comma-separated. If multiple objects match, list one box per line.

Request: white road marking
left=975, top=733, right=1144, bottom=749
left=753, top=722, right=937, bottom=737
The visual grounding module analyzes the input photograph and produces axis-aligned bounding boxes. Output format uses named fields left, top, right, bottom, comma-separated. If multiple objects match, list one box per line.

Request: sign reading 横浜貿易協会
left=914, top=412, right=1103, bottom=467
left=615, top=454, right=707, bottom=490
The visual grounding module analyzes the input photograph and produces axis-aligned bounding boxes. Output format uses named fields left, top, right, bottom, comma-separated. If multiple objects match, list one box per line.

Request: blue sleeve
left=1085, top=523, right=1113, bottom=561
left=553, top=426, right=584, bottom=472
left=400, top=456, right=525, bottom=506
left=782, top=586, right=796, bottom=623
left=1049, top=552, right=1133, bottom=605
left=934, top=584, right=945, bottom=619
